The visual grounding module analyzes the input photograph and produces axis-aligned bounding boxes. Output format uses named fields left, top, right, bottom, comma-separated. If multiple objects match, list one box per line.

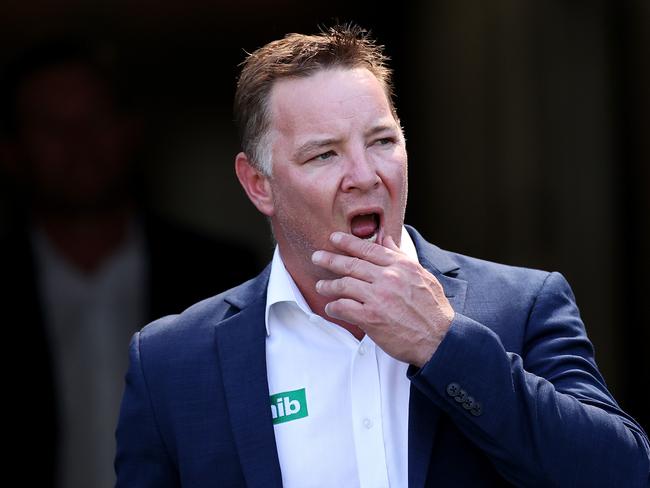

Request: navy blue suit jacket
left=115, top=227, right=650, bottom=487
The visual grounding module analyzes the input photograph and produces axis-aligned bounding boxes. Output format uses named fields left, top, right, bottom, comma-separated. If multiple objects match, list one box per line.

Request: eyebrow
left=364, top=124, right=398, bottom=138
left=292, top=124, right=399, bottom=161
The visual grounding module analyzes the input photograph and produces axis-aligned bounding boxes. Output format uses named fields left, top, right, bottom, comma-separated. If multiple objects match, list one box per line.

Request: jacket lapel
left=214, top=270, right=283, bottom=488
left=406, top=226, right=468, bottom=487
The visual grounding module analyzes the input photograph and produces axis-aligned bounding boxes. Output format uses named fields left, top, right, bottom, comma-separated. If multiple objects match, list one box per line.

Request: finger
left=316, top=276, right=370, bottom=301
left=329, top=232, right=395, bottom=266
left=324, top=298, right=366, bottom=326
left=311, top=250, right=380, bottom=282
left=383, top=235, right=400, bottom=252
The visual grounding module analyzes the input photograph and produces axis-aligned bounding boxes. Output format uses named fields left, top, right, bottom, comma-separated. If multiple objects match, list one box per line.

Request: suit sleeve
left=409, top=271, right=650, bottom=487
left=114, top=331, right=180, bottom=487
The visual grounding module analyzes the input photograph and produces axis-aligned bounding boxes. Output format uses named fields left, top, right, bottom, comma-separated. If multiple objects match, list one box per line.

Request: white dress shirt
left=265, top=227, right=417, bottom=488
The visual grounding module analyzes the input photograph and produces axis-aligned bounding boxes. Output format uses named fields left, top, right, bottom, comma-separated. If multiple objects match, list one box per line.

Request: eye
left=312, top=150, right=336, bottom=162
left=374, top=137, right=394, bottom=146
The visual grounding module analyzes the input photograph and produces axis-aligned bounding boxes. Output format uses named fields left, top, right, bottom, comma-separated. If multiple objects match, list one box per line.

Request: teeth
left=364, top=233, right=378, bottom=243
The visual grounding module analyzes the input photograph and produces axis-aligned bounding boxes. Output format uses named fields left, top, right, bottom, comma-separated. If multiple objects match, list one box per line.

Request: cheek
left=393, top=151, right=408, bottom=192
left=279, top=187, right=329, bottom=220
left=381, top=159, right=407, bottom=195
left=274, top=170, right=339, bottom=212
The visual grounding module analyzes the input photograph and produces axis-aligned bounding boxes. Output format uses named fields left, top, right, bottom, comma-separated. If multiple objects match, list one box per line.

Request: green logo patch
left=270, top=388, right=308, bottom=425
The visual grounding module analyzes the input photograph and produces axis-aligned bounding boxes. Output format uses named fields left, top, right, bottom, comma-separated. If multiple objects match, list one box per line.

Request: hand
left=311, top=232, right=454, bottom=367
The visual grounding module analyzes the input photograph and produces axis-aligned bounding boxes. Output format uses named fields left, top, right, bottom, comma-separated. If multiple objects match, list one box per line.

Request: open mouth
left=350, top=212, right=381, bottom=243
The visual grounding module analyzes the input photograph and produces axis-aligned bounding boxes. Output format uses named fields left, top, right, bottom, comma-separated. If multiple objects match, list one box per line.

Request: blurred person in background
left=0, top=39, right=259, bottom=488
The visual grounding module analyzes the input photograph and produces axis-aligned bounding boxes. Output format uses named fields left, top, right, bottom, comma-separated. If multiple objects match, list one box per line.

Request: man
left=115, top=25, right=650, bottom=487
left=0, top=40, right=259, bottom=488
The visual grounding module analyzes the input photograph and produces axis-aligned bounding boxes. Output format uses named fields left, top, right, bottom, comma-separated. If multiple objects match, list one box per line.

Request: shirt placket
left=350, top=338, right=390, bottom=488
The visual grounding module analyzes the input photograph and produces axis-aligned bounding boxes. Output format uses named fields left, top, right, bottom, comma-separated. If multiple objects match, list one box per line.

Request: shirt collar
left=265, top=226, right=418, bottom=336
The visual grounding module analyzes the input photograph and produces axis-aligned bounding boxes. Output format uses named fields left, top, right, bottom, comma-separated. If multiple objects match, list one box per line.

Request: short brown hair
left=234, top=23, right=396, bottom=174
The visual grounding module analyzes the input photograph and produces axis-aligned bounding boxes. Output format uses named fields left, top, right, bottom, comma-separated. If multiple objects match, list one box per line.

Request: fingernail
left=324, top=303, right=332, bottom=316
left=315, top=280, right=323, bottom=292
left=312, top=251, right=323, bottom=263
left=330, top=232, right=342, bottom=243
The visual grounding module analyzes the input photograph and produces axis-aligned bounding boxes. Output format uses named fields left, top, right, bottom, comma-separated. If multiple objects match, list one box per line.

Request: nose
left=341, top=150, right=380, bottom=192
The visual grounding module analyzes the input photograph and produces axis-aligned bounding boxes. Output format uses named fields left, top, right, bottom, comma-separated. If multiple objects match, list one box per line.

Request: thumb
left=383, top=234, right=400, bottom=251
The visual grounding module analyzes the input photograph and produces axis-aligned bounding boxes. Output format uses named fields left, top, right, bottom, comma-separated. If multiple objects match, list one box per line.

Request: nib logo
left=270, top=388, right=308, bottom=425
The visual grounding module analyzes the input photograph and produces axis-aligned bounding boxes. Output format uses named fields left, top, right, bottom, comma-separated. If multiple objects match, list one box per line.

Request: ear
left=235, top=152, right=275, bottom=217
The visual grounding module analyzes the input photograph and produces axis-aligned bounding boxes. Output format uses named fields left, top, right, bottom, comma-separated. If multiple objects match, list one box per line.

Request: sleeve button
left=446, top=383, right=461, bottom=397
left=462, top=396, right=475, bottom=410
left=470, top=403, right=483, bottom=417
left=455, top=389, right=468, bottom=403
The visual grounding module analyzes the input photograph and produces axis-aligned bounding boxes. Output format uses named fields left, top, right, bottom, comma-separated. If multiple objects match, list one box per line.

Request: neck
left=304, top=282, right=365, bottom=341
left=33, top=202, right=136, bottom=274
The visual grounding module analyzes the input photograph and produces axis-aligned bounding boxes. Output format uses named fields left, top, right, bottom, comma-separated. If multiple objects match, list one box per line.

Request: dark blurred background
left=0, top=0, right=647, bottom=474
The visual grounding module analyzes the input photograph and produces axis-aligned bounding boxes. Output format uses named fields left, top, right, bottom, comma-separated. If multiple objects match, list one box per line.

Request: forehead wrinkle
left=364, top=120, right=400, bottom=136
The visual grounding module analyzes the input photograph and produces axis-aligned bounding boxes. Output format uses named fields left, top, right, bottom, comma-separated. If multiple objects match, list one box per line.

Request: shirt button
left=358, top=344, right=367, bottom=355
left=363, top=418, right=373, bottom=429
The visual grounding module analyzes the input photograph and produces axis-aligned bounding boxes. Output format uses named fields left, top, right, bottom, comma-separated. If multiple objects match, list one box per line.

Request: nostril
left=343, top=164, right=381, bottom=192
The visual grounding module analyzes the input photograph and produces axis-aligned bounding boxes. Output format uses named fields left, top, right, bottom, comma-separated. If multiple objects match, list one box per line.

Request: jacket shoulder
left=137, top=270, right=268, bottom=347
left=409, top=225, right=551, bottom=287
left=450, top=251, right=551, bottom=289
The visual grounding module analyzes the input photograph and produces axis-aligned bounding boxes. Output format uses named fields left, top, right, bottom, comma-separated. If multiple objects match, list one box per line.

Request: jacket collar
left=405, top=225, right=460, bottom=275
left=224, top=263, right=271, bottom=311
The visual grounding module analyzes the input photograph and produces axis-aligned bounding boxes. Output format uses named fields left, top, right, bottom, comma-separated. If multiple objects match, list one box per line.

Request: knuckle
left=343, top=257, right=353, bottom=273
left=398, top=257, right=420, bottom=276
left=365, top=307, right=383, bottom=327
left=333, top=279, right=344, bottom=293
left=360, top=241, right=374, bottom=259
left=382, top=268, right=401, bottom=284
left=403, top=258, right=419, bottom=271
left=335, top=277, right=350, bottom=292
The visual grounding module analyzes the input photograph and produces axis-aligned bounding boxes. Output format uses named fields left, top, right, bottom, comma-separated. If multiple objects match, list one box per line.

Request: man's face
left=13, top=64, right=133, bottom=212
left=264, top=67, right=408, bottom=279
